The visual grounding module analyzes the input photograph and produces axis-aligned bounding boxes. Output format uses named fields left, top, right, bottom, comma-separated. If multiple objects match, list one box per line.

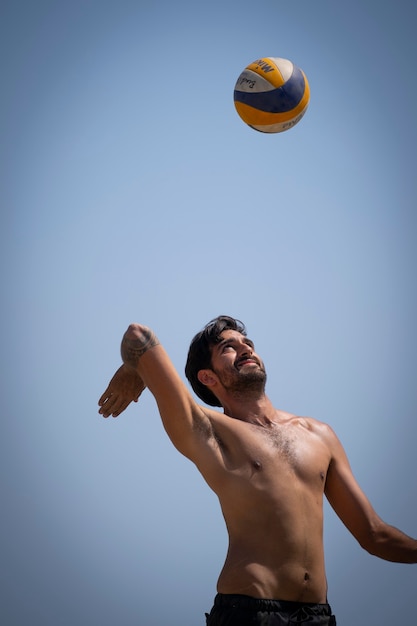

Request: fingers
left=98, top=393, right=118, bottom=417
left=98, top=387, right=111, bottom=407
left=98, top=392, right=132, bottom=418
left=97, top=370, right=146, bottom=417
left=98, top=398, right=113, bottom=417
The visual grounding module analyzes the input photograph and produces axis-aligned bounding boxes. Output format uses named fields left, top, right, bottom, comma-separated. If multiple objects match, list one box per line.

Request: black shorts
left=205, top=593, right=336, bottom=625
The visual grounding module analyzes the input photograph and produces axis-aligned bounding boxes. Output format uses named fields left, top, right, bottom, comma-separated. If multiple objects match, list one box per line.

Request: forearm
left=119, top=323, right=208, bottom=457
left=365, top=521, right=417, bottom=563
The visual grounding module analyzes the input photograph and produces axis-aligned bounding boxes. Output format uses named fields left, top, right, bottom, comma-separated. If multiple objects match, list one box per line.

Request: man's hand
left=98, top=364, right=146, bottom=418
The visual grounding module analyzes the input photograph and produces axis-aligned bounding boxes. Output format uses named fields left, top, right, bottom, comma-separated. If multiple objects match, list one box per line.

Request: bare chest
left=215, top=418, right=329, bottom=486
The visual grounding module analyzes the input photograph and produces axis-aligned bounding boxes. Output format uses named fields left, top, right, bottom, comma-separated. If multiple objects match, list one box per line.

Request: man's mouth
left=236, top=358, right=258, bottom=369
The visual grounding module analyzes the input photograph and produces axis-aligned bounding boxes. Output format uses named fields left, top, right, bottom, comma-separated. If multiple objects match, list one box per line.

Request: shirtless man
left=98, top=316, right=417, bottom=625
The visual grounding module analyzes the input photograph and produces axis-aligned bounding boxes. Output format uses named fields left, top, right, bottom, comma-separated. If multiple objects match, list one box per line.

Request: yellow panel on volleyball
left=235, top=76, right=310, bottom=126
left=246, top=58, right=288, bottom=88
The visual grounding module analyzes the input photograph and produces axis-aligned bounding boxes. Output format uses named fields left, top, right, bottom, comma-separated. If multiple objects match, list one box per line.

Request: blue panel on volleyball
left=234, top=66, right=306, bottom=113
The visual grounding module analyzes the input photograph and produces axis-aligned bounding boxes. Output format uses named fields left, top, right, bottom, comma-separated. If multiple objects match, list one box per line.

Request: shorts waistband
left=214, top=593, right=332, bottom=616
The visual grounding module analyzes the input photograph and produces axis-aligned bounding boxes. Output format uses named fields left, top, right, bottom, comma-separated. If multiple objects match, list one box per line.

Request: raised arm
left=323, top=424, right=417, bottom=563
left=98, top=323, right=215, bottom=461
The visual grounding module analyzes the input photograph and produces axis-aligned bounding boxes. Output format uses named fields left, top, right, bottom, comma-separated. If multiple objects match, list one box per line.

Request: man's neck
left=221, top=393, right=277, bottom=426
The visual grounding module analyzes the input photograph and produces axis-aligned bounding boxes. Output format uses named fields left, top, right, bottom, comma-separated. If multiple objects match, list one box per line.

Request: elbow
left=124, top=322, right=143, bottom=338
left=357, top=520, right=408, bottom=562
left=357, top=520, right=388, bottom=556
left=121, top=324, right=160, bottom=368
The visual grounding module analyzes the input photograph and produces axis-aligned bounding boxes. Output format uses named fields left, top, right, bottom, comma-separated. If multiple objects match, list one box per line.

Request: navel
left=252, top=460, right=263, bottom=471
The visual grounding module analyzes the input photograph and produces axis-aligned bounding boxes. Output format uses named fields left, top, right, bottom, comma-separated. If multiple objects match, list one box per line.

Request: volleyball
left=233, top=57, right=310, bottom=133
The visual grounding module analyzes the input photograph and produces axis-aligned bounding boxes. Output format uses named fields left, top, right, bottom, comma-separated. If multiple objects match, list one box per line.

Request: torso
left=197, top=410, right=332, bottom=603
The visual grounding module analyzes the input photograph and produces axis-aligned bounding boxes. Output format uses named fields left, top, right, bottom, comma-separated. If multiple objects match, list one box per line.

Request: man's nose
left=239, top=343, right=253, bottom=357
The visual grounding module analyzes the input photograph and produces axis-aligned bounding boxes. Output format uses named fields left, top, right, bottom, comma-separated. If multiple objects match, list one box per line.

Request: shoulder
left=297, top=415, right=340, bottom=446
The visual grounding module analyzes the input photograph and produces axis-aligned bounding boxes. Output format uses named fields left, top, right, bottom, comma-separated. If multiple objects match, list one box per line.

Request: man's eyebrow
left=215, top=336, right=255, bottom=350
left=215, top=338, right=231, bottom=350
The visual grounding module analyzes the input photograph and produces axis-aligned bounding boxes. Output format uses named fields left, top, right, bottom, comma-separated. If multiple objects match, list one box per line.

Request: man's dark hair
left=185, top=315, right=247, bottom=407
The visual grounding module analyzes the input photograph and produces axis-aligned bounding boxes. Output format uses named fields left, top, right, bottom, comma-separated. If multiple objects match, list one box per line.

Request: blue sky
left=1, top=1, right=416, bottom=624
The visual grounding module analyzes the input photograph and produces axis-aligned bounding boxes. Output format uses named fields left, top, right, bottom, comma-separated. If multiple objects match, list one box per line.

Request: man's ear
left=197, top=369, right=218, bottom=388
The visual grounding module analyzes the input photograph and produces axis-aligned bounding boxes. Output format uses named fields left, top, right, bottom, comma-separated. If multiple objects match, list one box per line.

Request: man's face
left=209, top=329, right=267, bottom=395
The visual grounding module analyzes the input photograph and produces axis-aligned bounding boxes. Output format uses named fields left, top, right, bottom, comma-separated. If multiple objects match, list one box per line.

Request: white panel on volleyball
left=270, top=57, right=293, bottom=81
left=234, top=70, right=275, bottom=93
